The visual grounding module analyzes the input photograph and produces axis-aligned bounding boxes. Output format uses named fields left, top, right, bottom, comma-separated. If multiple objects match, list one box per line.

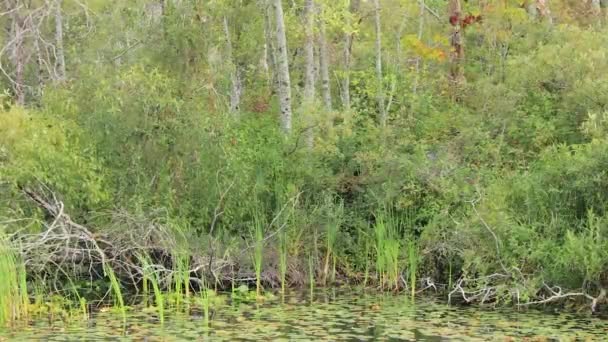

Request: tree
left=372, top=0, right=386, bottom=127
left=2, top=0, right=29, bottom=105
left=303, top=0, right=316, bottom=146
left=318, top=3, right=331, bottom=110
left=448, top=0, right=465, bottom=88
left=341, top=0, right=360, bottom=111
left=54, top=0, right=66, bottom=82
left=303, top=0, right=315, bottom=106
left=273, top=0, right=293, bottom=134
left=223, top=16, right=242, bottom=114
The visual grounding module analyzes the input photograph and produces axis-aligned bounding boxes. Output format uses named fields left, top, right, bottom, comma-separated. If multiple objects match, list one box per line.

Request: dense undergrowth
left=2, top=1, right=608, bottom=324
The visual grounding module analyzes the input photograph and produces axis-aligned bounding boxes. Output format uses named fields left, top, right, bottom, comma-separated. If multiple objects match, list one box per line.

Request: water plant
left=374, top=211, right=401, bottom=290
left=251, top=211, right=265, bottom=296
left=323, top=196, right=343, bottom=285
left=173, top=252, right=191, bottom=309
left=308, top=253, right=315, bottom=301
left=200, top=277, right=210, bottom=326
left=278, top=230, right=288, bottom=295
left=138, top=254, right=164, bottom=325
left=102, top=263, right=126, bottom=324
left=0, top=235, right=28, bottom=325
left=407, top=240, right=418, bottom=299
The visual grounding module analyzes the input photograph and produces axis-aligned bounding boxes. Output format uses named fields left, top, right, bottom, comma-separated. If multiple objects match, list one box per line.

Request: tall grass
left=323, top=197, right=343, bottom=285
left=359, top=227, right=371, bottom=288
left=138, top=254, right=164, bottom=325
left=200, top=277, right=210, bottom=326
left=407, top=240, right=418, bottom=299
left=103, top=262, right=126, bottom=324
left=278, top=231, right=288, bottom=295
left=173, top=253, right=190, bottom=309
left=374, top=211, right=401, bottom=290
left=0, top=235, right=29, bottom=325
left=308, top=253, right=315, bottom=301
left=251, top=211, right=265, bottom=296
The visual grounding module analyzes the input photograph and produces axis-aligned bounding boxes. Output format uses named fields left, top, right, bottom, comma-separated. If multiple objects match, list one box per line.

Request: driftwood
left=10, top=182, right=303, bottom=297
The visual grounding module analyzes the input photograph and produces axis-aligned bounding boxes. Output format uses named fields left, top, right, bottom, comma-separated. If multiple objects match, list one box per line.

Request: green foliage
left=0, top=234, right=28, bottom=325
left=0, top=108, right=107, bottom=225
left=2, top=0, right=608, bottom=313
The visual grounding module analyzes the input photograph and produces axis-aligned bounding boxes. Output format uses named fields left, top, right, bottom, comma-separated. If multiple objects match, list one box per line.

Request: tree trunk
left=590, top=0, right=601, bottom=17
left=303, top=0, right=316, bottom=147
left=55, top=0, right=66, bottom=82
left=448, top=0, right=465, bottom=88
left=525, top=0, right=553, bottom=23
left=33, top=35, right=44, bottom=97
left=373, top=0, right=386, bottom=127
left=534, top=0, right=553, bottom=23
left=341, top=0, right=359, bottom=111
left=303, top=0, right=315, bottom=105
left=13, top=35, right=26, bottom=106
left=318, top=5, right=332, bottom=111
left=223, top=16, right=242, bottom=114
left=4, top=0, right=27, bottom=105
left=273, top=0, right=293, bottom=133
left=263, top=2, right=278, bottom=89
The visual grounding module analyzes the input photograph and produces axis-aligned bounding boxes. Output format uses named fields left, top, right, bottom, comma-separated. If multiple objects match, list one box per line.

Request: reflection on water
left=1, top=289, right=607, bottom=341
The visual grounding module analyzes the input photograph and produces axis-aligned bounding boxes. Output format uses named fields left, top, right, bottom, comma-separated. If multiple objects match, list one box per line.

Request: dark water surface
left=1, top=290, right=607, bottom=341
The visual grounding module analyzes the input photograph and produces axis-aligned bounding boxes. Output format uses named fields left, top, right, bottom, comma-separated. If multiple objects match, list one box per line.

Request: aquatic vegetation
left=308, top=253, right=315, bottom=301
left=103, top=263, right=126, bottom=324
left=278, top=231, right=288, bottom=295
left=374, top=211, right=401, bottom=290
left=138, top=255, right=164, bottom=325
left=2, top=291, right=608, bottom=341
left=323, top=196, right=343, bottom=285
left=407, top=241, right=418, bottom=299
left=172, top=252, right=191, bottom=309
left=200, top=279, right=210, bottom=326
left=0, top=236, right=28, bottom=325
left=251, top=211, right=265, bottom=297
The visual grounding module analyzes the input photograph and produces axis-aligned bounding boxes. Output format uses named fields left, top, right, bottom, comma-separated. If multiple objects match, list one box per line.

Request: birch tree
left=263, top=1, right=277, bottom=89
left=318, top=3, right=331, bottom=110
left=303, top=0, right=315, bottom=106
left=223, top=16, right=241, bottom=114
left=54, top=0, right=66, bottom=81
left=302, top=0, right=316, bottom=146
left=525, top=0, right=552, bottom=23
left=341, top=0, right=359, bottom=111
left=372, top=0, right=386, bottom=126
left=273, top=0, right=293, bottom=133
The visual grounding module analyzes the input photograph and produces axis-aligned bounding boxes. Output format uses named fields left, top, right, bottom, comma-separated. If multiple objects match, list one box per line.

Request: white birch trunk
left=55, top=0, right=66, bottom=81
left=263, top=2, right=278, bottom=89
left=4, top=0, right=26, bottom=105
left=303, top=0, right=315, bottom=104
left=318, top=4, right=332, bottom=110
left=303, top=0, right=316, bottom=147
left=373, top=0, right=386, bottom=127
left=223, top=16, right=241, bottom=114
left=590, top=0, right=601, bottom=16
left=273, top=0, right=293, bottom=133
left=341, top=0, right=359, bottom=111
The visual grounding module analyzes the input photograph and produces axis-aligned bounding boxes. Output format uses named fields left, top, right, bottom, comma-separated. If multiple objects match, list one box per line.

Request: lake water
left=1, top=289, right=606, bottom=341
